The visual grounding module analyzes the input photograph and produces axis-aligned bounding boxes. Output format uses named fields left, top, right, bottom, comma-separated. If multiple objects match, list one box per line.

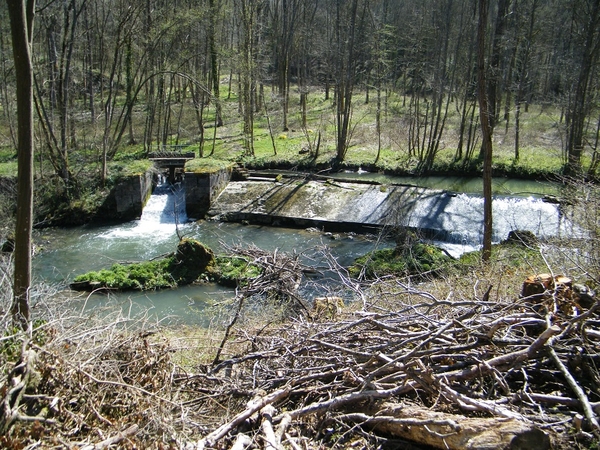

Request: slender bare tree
left=6, top=0, right=35, bottom=329
left=477, top=0, right=493, bottom=262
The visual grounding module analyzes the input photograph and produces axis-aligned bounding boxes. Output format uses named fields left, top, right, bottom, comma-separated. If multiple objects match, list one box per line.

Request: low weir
left=207, top=175, right=573, bottom=246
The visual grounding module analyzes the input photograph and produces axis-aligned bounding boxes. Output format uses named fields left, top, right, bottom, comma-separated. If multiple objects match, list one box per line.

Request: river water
left=33, top=182, right=383, bottom=324
left=33, top=176, right=573, bottom=324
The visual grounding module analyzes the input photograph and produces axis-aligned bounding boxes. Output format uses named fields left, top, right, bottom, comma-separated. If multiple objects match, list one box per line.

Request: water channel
left=32, top=175, right=573, bottom=325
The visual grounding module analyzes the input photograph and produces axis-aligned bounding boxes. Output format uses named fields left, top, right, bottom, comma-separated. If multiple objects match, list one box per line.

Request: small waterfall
left=139, top=182, right=188, bottom=226
left=100, top=181, right=188, bottom=241
left=406, top=193, right=580, bottom=257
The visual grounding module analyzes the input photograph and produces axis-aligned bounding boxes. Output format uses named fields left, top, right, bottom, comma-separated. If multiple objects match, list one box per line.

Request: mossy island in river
left=70, top=238, right=261, bottom=291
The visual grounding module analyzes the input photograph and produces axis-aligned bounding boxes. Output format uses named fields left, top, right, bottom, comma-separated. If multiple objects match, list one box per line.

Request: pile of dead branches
left=0, top=297, right=184, bottom=448
left=185, top=276, right=600, bottom=449
left=1, top=246, right=599, bottom=449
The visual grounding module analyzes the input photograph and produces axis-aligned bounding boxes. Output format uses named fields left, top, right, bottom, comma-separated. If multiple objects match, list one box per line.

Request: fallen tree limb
left=444, top=325, right=562, bottom=381
left=229, top=433, right=252, bottom=450
left=339, top=405, right=551, bottom=450
left=261, top=405, right=280, bottom=450
left=80, top=424, right=139, bottom=450
left=195, top=386, right=292, bottom=449
left=438, top=380, right=526, bottom=420
left=548, top=345, right=600, bottom=433
left=273, top=384, right=413, bottom=422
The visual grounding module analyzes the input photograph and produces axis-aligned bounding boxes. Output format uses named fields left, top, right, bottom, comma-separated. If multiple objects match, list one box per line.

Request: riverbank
left=4, top=169, right=599, bottom=448
left=2, top=231, right=594, bottom=449
left=242, top=154, right=565, bottom=182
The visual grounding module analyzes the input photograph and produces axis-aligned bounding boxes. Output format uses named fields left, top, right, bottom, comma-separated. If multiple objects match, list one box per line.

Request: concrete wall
left=103, top=166, right=231, bottom=223
left=184, top=168, right=231, bottom=220
left=113, top=171, right=154, bottom=220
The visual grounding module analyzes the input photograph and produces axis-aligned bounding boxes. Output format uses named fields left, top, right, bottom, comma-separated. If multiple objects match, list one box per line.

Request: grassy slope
left=0, top=86, right=569, bottom=181
left=187, top=89, right=567, bottom=178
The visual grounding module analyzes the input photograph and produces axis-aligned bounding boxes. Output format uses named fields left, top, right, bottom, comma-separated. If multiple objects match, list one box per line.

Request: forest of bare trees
left=0, top=0, right=599, bottom=185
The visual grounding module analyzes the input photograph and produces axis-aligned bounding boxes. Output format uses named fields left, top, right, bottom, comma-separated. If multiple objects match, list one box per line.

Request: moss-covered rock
left=349, top=241, right=452, bottom=279
left=169, top=239, right=217, bottom=284
left=71, top=239, right=262, bottom=292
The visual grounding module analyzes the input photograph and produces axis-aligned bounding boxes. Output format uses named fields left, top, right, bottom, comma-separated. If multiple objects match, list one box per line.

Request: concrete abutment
left=183, top=168, right=232, bottom=220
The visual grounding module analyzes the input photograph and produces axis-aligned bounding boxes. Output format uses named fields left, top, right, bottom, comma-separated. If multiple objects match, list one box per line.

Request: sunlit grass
left=185, top=157, right=234, bottom=173
left=0, top=83, right=582, bottom=180
left=108, top=158, right=154, bottom=177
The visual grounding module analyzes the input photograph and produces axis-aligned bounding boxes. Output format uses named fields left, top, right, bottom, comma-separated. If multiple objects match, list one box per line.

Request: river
left=32, top=175, right=573, bottom=324
left=33, top=182, right=384, bottom=324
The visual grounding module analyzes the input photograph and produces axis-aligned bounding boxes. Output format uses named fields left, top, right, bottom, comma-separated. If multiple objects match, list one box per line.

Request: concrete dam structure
left=207, top=176, right=572, bottom=245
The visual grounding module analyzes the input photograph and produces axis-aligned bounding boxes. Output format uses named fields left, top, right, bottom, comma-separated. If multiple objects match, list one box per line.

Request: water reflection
left=34, top=221, right=387, bottom=324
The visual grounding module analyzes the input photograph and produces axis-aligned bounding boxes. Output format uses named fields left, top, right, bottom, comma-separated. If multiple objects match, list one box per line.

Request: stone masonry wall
left=113, top=171, right=154, bottom=220
left=184, top=168, right=232, bottom=220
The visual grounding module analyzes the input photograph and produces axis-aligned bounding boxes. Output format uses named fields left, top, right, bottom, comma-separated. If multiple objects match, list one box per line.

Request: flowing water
left=33, top=176, right=573, bottom=324
left=34, top=182, right=383, bottom=324
left=334, top=172, right=564, bottom=197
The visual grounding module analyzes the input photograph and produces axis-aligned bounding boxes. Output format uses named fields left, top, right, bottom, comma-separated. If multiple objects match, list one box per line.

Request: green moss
left=215, top=255, right=262, bottom=287
left=73, top=259, right=175, bottom=290
left=169, top=238, right=217, bottom=284
left=349, top=241, right=452, bottom=279
left=456, top=238, right=543, bottom=271
left=72, top=239, right=262, bottom=291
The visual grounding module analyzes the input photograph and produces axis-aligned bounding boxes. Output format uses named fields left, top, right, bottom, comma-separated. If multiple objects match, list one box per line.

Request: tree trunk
left=477, top=0, right=493, bottom=263
left=354, top=403, right=551, bottom=450
left=565, top=0, right=600, bottom=174
left=487, top=0, right=509, bottom=132
left=335, top=0, right=363, bottom=163
left=208, top=0, right=223, bottom=127
left=7, top=0, right=35, bottom=329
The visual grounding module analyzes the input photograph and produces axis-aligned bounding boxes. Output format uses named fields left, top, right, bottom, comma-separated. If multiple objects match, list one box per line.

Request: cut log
left=346, top=403, right=552, bottom=450
left=521, top=273, right=572, bottom=301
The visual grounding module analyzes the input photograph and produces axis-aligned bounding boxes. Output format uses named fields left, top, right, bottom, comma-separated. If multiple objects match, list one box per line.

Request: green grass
left=0, top=85, right=580, bottom=182
left=185, top=157, right=234, bottom=174
left=118, top=159, right=154, bottom=176
left=0, top=161, right=17, bottom=177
